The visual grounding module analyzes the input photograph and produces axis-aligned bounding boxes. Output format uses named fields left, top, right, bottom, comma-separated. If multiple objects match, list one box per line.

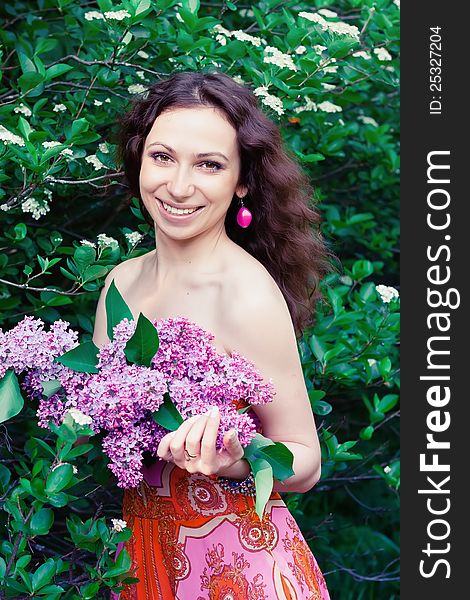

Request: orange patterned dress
left=111, top=402, right=330, bottom=600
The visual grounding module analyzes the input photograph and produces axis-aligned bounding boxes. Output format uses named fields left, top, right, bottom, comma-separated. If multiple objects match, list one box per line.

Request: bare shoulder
left=221, top=246, right=296, bottom=349
left=104, top=250, right=153, bottom=294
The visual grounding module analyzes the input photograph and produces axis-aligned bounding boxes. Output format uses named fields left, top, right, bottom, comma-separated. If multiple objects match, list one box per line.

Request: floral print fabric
left=111, top=401, right=330, bottom=600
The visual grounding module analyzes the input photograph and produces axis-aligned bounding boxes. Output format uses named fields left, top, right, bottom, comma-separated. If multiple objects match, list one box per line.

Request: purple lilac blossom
left=0, top=315, right=276, bottom=488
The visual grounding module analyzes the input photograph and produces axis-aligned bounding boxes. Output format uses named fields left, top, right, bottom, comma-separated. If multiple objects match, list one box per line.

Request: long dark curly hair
left=115, top=70, right=333, bottom=338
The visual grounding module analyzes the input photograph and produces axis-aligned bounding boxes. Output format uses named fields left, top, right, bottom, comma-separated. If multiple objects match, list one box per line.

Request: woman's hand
left=156, top=406, right=245, bottom=476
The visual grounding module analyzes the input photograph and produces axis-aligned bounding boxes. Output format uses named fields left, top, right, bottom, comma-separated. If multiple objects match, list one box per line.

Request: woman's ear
left=236, top=184, right=248, bottom=198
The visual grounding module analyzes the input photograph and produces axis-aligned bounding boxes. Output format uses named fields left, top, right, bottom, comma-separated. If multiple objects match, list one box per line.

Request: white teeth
left=161, top=201, right=200, bottom=215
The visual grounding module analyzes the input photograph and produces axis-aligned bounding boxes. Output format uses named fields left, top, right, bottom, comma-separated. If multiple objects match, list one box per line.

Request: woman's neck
left=151, top=224, right=233, bottom=282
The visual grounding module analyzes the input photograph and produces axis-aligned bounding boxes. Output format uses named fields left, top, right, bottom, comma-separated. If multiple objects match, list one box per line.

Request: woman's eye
left=150, top=153, right=222, bottom=172
left=151, top=152, right=171, bottom=163
left=201, top=161, right=223, bottom=172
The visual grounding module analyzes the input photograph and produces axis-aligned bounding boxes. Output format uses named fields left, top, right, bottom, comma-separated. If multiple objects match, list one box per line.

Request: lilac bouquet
left=0, top=281, right=294, bottom=519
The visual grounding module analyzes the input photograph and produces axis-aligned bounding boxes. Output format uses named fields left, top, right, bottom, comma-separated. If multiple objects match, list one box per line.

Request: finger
left=157, top=431, right=177, bottom=461
left=184, top=413, right=210, bottom=457
left=222, top=429, right=245, bottom=461
left=169, top=415, right=204, bottom=463
left=200, top=405, right=220, bottom=466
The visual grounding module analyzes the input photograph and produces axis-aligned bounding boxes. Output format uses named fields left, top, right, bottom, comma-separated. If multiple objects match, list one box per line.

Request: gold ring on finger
left=184, top=449, right=197, bottom=460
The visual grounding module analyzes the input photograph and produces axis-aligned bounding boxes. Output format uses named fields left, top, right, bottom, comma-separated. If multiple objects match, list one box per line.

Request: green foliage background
left=0, top=0, right=400, bottom=597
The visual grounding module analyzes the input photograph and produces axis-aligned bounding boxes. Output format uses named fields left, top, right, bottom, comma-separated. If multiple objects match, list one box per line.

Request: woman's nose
left=166, top=165, right=195, bottom=198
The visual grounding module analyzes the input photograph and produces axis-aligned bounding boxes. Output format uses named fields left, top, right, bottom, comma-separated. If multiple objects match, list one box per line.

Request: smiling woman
left=102, top=70, right=332, bottom=599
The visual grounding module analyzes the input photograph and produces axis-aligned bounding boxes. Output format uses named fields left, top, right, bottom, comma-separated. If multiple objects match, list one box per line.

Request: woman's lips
left=157, top=198, right=205, bottom=222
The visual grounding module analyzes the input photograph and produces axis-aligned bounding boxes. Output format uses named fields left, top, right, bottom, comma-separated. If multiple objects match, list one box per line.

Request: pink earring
left=236, top=195, right=252, bottom=228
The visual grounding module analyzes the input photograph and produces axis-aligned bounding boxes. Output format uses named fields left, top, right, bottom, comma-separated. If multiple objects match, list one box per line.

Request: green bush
left=0, top=0, right=400, bottom=597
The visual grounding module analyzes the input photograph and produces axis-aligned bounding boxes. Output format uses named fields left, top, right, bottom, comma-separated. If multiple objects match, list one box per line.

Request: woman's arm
left=219, top=271, right=322, bottom=494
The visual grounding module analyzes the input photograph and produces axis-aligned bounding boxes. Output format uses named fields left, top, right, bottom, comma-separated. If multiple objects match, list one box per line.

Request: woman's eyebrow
left=147, top=141, right=229, bottom=161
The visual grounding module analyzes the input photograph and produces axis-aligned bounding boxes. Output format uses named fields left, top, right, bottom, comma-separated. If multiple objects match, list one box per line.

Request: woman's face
left=139, top=106, right=247, bottom=240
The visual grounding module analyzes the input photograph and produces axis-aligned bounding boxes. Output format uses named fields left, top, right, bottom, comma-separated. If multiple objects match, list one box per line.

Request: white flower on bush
left=376, top=284, right=399, bottom=303
left=295, top=45, right=306, bottom=55
left=293, top=96, right=317, bottom=113
left=80, top=240, right=96, bottom=248
left=98, top=143, right=109, bottom=154
left=313, top=44, right=327, bottom=54
left=128, top=84, right=147, bottom=95
left=353, top=50, right=371, bottom=60
left=358, top=115, right=378, bottom=127
left=253, top=86, right=284, bottom=116
left=317, top=101, right=342, bottom=113
left=14, top=103, right=32, bottom=117
left=72, top=466, right=78, bottom=475
left=213, top=24, right=231, bottom=37
left=94, top=99, right=103, bottom=106
left=322, top=83, right=336, bottom=90
left=320, top=58, right=338, bottom=73
left=318, top=8, right=338, bottom=18
left=85, top=154, right=106, bottom=171
left=111, top=519, right=127, bottom=532
left=384, top=465, right=392, bottom=474
left=137, top=50, right=149, bottom=59
left=0, top=125, right=25, bottom=147
left=84, top=11, right=105, bottom=21
left=97, top=233, right=118, bottom=248
left=1, top=204, right=11, bottom=211
left=21, top=197, right=50, bottom=220
left=264, top=46, right=297, bottom=71
left=104, top=10, right=131, bottom=20
left=42, top=141, right=61, bottom=149
left=53, top=104, right=67, bottom=113
left=231, top=30, right=262, bottom=46
left=125, top=231, right=144, bottom=246
left=367, top=358, right=377, bottom=367
left=393, top=0, right=400, bottom=8
left=215, top=34, right=227, bottom=46
left=105, top=98, right=111, bottom=103
left=136, top=70, right=146, bottom=80
left=60, top=148, right=74, bottom=157
left=67, top=407, right=93, bottom=425
left=299, top=11, right=360, bottom=40
left=232, top=75, right=245, bottom=85
left=374, top=47, right=392, bottom=61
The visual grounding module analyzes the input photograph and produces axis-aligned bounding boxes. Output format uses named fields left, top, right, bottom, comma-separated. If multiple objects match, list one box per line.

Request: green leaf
left=55, top=341, right=99, bottom=373
left=103, top=545, right=131, bottom=578
left=31, top=559, right=56, bottom=591
left=30, top=508, right=54, bottom=536
left=124, top=312, right=160, bottom=366
left=377, top=393, right=399, bottom=413
left=258, top=442, right=294, bottom=481
left=73, top=246, right=96, bottom=273
left=311, top=400, right=333, bottom=416
left=0, top=370, right=24, bottom=423
left=309, top=335, right=326, bottom=362
left=17, top=116, right=32, bottom=141
left=41, top=379, right=62, bottom=398
left=106, top=279, right=134, bottom=341
left=83, top=264, right=109, bottom=283
left=45, top=463, right=73, bottom=494
left=152, top=392, right=183, bottom=431
left=14, top=223, right=27, bottom=240
left=181, top=0, right=200, bottom=15
left=248, top=457, right=273, bottom=521
left=44, top=63, right=73, bottom=81
left=18, top=71, right=44, bottom=93
left=80, top=581, right=100, bottom=599
left=132, top=0, right=151, bottom=16
left=352, top=260, right=374, bottom=281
